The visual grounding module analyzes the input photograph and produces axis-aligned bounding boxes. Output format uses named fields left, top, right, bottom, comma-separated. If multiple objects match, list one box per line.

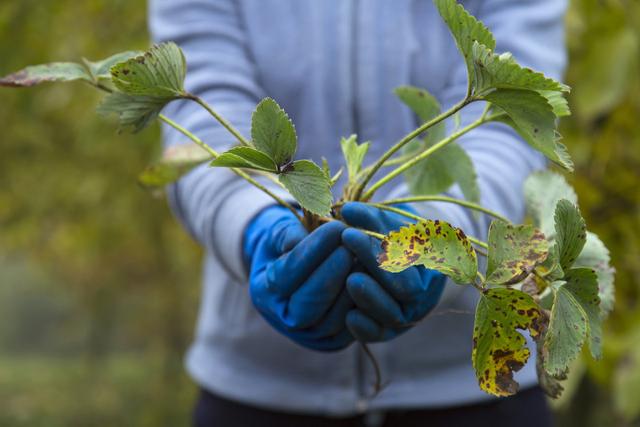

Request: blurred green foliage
left=0, top=0, right=638, bottom=426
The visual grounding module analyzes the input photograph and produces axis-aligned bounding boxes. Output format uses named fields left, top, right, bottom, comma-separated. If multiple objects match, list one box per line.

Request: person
left=149, top=0, right=567, bottom=425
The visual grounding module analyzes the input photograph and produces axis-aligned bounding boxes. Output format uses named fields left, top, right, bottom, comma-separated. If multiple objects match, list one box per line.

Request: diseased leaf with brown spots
left=485, top=221, right=549, bottom=285
left=0, top=62, right=92, bottom=87
left=543, top=268, right=602, bottom=376
left=472, top=288, right=543, bottom=396
left=378, top=219, right=477, bottom=284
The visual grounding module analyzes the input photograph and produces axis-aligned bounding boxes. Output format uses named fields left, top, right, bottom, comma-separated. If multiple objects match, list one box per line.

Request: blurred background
left=0, top=0, right=638, bottom=426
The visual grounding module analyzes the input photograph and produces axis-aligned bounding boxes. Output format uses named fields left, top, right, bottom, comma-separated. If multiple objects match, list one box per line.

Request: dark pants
left=193, top=386, right=553, bottom=427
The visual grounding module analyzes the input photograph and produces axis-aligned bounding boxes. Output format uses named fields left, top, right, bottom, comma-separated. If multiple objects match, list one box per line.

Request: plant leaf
left=278, top=160, right=332, bottom=216
left=210, top=146, right=278, bottom=172
left=554, top=200, right=587, bottom=273
left=83, top=51, right=142, bottom=81
left=486, top=89, right=573, bottom=171
left=377, top=219, right=477, bottom=284
left=97, top=92, right=166, bottom=133
left=472, top=288, right=543, bottom=396
left=138, top=143, right=212, bottom=187
left=395, top=85, right=442, bottom=123
left=539, top=90, right=571, bottom=117
left=524, top=171, right=578, bottom=236
left=574, top=232, right=615, bottom=315
left=544, top=268, right=602, bottom=376
left=434, top=0, right=495, bottom=90
left=340, top=135, right=369, bottom=182
left=251, top=98, right=298, bottom=167
left=472, top=42, right=569, bottom=95
left=111, top=42, right=187, bottom=98
left=486, top=221, right=549, bottom=285
left=0, top=62, right=92, bottom=87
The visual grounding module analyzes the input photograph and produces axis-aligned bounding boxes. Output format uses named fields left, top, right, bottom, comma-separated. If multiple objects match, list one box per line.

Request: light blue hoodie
left=149, top=0, right=567, bottom=416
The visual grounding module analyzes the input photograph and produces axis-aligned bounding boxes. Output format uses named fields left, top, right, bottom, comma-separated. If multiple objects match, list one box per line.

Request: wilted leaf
left=554, top=200, right=587, bottom=273
left=434, top=0, right=495, bottom=89
left=524, top=171, right=578, bottom=236
left=0, top=62, right=91, bottom=87
left=486, top=221, right=549, bottom=285
left=111, top=42, right=187, bottom=98
left=486, top=89, right=573, bottom=171
left=544, top=268, right=602, bottom=376
left=210, top=146, right=278, bottom=172
left=97, top=92, right=166, bottom=133
left=340, top=135, right=369, bottom=182
left=138, top=143, right=211, bottom=187
left=472, top=288, right=543, bottom=396
left=377, top=219, right=477, bottom=284
left=574, top=232, right=615, bottom=315
left=278, top=160, right=332, bottom=216
left=251, top=98, right=298, bottom=167
left=83, top=51, right=142, bottom=80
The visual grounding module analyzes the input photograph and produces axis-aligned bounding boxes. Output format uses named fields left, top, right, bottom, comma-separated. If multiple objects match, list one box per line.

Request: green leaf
left=83, top=51, right=142, bottom=81
left=210, top=146, right=278, bottom=172
left=138, top=143, right=212, bottom=187
left=472, top=288, right=543, bottom=396
left=486, top=89, right=573, bottom=171
left=97, top=92, right=166, bottom=133
left=377, top=219, right=478, bottom=284
left=544, top=268, right=602, bottom=376
left=524, top=171, right=578, bottom=236
left=553, top=200, right=587, bottom=273
left=340, top=135, right=369, bottom=182
left=472, top=42, right=569, bottom=95
left=539, top=90, right=571, bottom=118
left=486, top=221, right=549, bottom=285
left=251, top=98, right=298, bottom=167
left=574, top=232, right=615, bottom=315
left=395, top=85, right=441, bottom=123
left=111, top=42, right=187, bottom=98
left=0, top=62, right=92, bottom=87
left=434, top=0, right=495, bottom=90
left=405, top=141, right=480, bottom=204
left=278, top=160, right=332, bottom=216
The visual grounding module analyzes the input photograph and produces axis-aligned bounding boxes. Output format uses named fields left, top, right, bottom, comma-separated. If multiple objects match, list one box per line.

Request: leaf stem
left=354, top=99, right=471, bottom=199
left=379, top=196, right=509, bottom=223
left=185, top=94, right=252, bottom=147
left=158, top=114, right=302, bottom=222
left=362, top=112, right=492, bottom=199
left=369, top=204, right=488, bottom=248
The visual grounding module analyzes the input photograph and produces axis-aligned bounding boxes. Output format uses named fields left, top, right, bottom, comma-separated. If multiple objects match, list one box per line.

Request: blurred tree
left=0, top=1, right=201, bottom=425
left=556, top=0, right=640, bottom=426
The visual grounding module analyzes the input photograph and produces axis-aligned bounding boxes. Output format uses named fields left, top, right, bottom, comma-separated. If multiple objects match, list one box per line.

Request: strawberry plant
left=1, top=0, right=614, bottom=398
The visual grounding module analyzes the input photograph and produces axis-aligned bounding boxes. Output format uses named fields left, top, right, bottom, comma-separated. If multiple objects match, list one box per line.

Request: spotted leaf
left=0, top=62, right=91, bottom=87
left=554, top=199, right=587, bottom=273
left=378, top=219, right=478, bottom=284
left=473, top=288, right=543, bottom=396
left=486, top=221, right=549, bottom=285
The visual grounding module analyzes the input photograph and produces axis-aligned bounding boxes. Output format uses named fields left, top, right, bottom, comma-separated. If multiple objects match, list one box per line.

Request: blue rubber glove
left=341, top=202, right=447, bottom=342
left=243, top=205, right=356, bottom=351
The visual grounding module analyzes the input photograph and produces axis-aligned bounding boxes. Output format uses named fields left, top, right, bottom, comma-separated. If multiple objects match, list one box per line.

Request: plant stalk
left=379, top=196, right=509, bottom=223
left=185, top=94, right=252, bottom=147
left=353, top=99, right=470, bottom=200
left=362, top=113, right=491, bottom=200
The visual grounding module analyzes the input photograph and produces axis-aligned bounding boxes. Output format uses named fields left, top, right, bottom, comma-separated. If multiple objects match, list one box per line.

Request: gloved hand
left=341, top=202, right=447, bottom=342
left=243, top=205, right=355, bottom=351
